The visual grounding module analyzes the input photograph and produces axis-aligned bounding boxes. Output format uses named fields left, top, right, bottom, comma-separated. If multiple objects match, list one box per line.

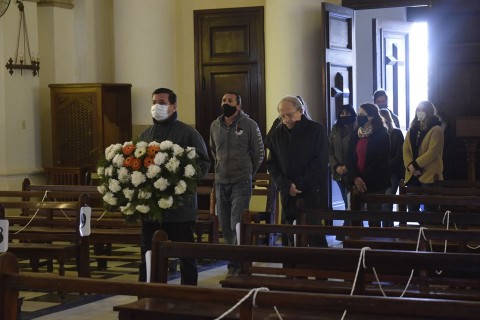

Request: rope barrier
left=96, top=210, right=108, bottom=221
left=214, top=287, right=283, bottom=320
left=14, top=190, right=49, bottom=234
left=341, top=246, right=370, bottom=320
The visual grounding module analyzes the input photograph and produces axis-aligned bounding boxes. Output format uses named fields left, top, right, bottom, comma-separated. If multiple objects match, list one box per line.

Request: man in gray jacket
left=210, top=91, right=264, bottom=276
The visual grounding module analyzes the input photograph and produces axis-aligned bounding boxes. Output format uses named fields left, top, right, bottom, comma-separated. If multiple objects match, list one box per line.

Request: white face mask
left=151, top=104, right=169, bottom=121
left=416, top=111, right=426, bottom=122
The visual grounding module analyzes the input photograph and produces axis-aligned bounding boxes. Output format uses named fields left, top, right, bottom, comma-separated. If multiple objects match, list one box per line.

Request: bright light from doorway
left=409, top=22, right=429, bottom=127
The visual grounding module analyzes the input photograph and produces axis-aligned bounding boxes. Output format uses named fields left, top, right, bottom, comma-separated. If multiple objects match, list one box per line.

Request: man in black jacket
left=267, top=95, right=329, bottom=247
left=138, top=87, right=211, bottom=285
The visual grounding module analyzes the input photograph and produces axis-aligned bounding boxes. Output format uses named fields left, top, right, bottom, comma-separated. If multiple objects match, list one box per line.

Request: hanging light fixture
left=5, top=0, right=40, bottom=77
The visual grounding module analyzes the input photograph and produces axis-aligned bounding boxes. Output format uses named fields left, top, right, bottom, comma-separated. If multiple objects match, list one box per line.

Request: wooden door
left=373, top=19, right=411, bottom=129
left=194, top=7, right=266, bottom=154
left=322, top=3, right=355, bottom=132
left=322, top=3, right=355, bottom=210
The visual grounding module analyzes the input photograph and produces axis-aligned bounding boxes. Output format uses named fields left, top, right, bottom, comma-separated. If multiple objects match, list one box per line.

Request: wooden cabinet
left=49, top=83, right=132, bottom=170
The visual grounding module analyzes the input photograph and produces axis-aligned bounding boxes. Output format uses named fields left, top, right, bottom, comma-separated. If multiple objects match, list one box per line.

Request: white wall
left=0, top=0, right=342, bottom=188
left=0, top=0, right=41, bottom=189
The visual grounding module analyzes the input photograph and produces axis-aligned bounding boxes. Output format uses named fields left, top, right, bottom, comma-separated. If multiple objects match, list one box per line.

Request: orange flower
left=143, top=156, right=154, bottom=167
left=147, top=145, right=160, bottom=157
left=124, top=156, right=134, bottom=167
left=131, top=158, right=141, bottom=171
left=123, top=145, right=135, bottom=155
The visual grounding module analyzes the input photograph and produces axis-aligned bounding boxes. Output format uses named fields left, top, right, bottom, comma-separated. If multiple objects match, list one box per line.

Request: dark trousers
left=406, top=177, right=437, bottom=212
left=352, top=189, right=386, bottom=227
left=139, top=220, right=198, bottom=285
left=280, top=189, right=328, bottom=247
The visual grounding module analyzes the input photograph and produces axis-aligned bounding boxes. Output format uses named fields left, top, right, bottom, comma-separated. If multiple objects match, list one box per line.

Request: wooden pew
left=239, top=209, right=480, bottom=253
left=3, top=252, right=480, bottom=320
left=150, top=231, right=480, bottom=301
left=0, top=195, right=90, bottom=277
left=21, top=178, right=219, bottom=269
left=399, top=179, right=480, bottom=214
left=350, top=188, right=480, bottom=213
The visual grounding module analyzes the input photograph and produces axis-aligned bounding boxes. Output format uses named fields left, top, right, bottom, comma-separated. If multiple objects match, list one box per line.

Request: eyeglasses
left=278, top=109, right=300, bottom=120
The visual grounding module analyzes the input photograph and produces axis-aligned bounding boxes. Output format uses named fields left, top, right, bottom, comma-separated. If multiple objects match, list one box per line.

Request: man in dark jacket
left=138, top=87, right=211, bottom=285
left=267, top=95, right=329, bottom=247
left=373, top=89, right=401, bottom=129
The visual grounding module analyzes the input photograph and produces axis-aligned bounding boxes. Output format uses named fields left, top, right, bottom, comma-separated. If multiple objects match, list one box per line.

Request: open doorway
left=355, top=8, right=428, bottom=132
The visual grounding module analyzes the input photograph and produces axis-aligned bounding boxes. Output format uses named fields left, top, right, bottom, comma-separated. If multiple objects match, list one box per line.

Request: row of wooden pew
left=2, top=176, right=480, bottom=319
left=2, top=225, right=480, bottom=319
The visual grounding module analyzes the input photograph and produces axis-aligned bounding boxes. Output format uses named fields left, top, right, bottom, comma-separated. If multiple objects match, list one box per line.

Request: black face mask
left=339, top=115, right=355, bottom=125
left=357, top=115, right=369, bottom=127
left=221, top=103, right=237, bottom=117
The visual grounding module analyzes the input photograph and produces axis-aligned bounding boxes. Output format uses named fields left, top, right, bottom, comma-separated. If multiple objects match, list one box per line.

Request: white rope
left=341, top=247, right=371, bottom=320
left=369, top=227, right=430, bottom=299
left=14, top=190, right=49, bottom=234
left=52, top=197, right=72, bottom=221
left=214, top=287, right=283, bottom=320
left=96, top=210, right=108, bottom=221
left=452, top=214, right=480, bottom=250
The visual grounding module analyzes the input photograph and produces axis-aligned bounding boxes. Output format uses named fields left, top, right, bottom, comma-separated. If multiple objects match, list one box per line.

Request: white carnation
left=173, top=144, right=184, bottom=156
left=165, top=157, right=180, bottom=173
left=136, top=205, right=150, bottom=214
left=108, top=179, right=122, bottom=193
left=136, top=141, right=148, bottom=149
left=103, top=192, right=117, bottom=206
left=131, top=171, right=146, bottom=187
left=117, top=167, right=130, bottom=183
left=184, top=164, right=196, bottom=178
left=174, top=180, right=187, bottom=195
left=123, top=188, right=134, bottom=201
left=160, top=140, right=173, bottom=150
left=153, top=177, right=170, bottom=191
left=97, top=166, right=105, bottom=176
left=154, top=152, right=169, bottom=165
left=120, top=203, right=135, bottom=215
left=97, top=185, right=107, bottom=194
left=148, top=141, right=161, bottom=148
left=146, top=165, right=161, bottom=179
left=104, top=165, right=115, bottom=177
left=159, top=196, right=173, bottom=209
left=138, top=190, right=152, bottom=199
left=113, top=153, right=125, bottom=168
left=186, top=147, right=196, bottom=159
left=106, top=144, right=122, bottom=161
left=123, top=141, right=134, bottom=148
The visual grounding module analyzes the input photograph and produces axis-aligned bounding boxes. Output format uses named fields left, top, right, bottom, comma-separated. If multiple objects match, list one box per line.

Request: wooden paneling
left=49, top=83, right=132, bottom=171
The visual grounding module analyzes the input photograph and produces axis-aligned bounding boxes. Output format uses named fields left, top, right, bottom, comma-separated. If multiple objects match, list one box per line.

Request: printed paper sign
left=0, top=219, right=9, bottom=252
left=79, top=206, right=91, bottom=237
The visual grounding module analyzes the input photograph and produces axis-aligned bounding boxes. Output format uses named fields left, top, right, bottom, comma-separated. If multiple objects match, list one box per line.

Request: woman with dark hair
left=329, top=104, right=357, bottom=211
left=403, top=100, right=444, bottom=211
left=348, top=103, right=390, bottom=227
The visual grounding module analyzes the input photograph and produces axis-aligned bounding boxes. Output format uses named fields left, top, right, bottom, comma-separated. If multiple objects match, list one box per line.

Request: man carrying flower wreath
left=137, top=87, right=211, bottom=285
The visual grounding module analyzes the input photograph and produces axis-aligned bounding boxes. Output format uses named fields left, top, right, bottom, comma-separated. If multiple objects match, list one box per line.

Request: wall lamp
left=5, top=0, right=40, bottom=77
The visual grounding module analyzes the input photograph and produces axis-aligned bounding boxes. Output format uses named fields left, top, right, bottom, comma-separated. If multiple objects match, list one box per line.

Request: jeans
left=139, top=220, right=197, bottom=285
left=406, top=177, right=437, bottom=212
left=215, top=179, right=252, bottom=246
left=336, top=180, right=351, bottom=227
